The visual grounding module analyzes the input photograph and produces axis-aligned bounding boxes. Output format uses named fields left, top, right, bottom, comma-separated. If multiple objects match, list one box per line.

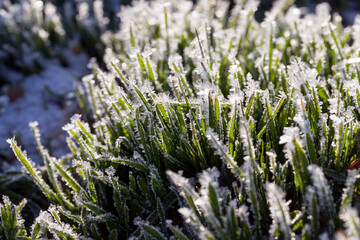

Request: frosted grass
left=2, top=0, right=360, bottom=239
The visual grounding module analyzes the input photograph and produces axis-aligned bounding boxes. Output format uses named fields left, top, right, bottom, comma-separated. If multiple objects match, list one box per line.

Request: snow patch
left=0, top=50, right=89, bottom=168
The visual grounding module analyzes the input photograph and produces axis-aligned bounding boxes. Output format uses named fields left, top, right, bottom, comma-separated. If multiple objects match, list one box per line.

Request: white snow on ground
left=0, top=49, right=89, bottom=170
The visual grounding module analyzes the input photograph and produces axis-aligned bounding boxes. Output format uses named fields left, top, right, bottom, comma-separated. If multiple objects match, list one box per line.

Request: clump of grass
left=4, top=0, right=360, bottom=239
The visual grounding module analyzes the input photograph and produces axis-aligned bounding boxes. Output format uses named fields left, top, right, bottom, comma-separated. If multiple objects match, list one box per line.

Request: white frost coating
left=329, top=114, right=346, bottom=155
left=328, top=95, right=345, bottom=115
left=293, top=98, right=313, bottom=139
left=341, top=170, right=359, bottom=208
left=266, top=183, right=293, bottom=240
left=279, top=127, right=301, bottom=161
left=62, top=114, right=83, bottom=132
left=240, top=120, right=256, bottom=162
left=206, top=128, right=243, bottom=178
left=167, top=169, right=203, bottom=230
left=244, top=72, right=261, bottom=101
left=308, top=165, right=335, bottom=234
left=33, top=205, right=79, bottom=239
left=190, top=32, right=206, bottom=60
left=340, top=206, right=360, bottom=240
left=286, top=57, right=318, bottom=96
left=242, top=156, right=261, bottom=224
left=169, top=167, right=241, bottom=240
left=0, top=196, right=27, bottom=239
left=87, top=213, right=115, bottom=222
left=167, top=170, right=196, bottom=197
left=308, top=165, right=334, bottom=212
left=7, top=138, right=40, bottom=178
left=195, top=168, right=222, bottom=228
left=267, top=151, right=279, bottom=181
left=304, top=186, right=318, bottom=236
left=168, top=54, right=185, bottom=74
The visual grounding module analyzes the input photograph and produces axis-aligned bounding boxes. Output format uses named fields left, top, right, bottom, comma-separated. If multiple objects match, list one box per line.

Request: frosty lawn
left=3, top=0, right=360, bottom=239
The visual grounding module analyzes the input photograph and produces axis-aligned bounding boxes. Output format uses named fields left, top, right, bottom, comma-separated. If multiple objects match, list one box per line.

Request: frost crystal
left=286, top=57, right=318, bottom=95
left=279, top=127, right=301, bottom=160
left=266, top=183, right=293, bottom=239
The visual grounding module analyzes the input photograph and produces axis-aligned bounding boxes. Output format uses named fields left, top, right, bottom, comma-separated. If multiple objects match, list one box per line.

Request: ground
left=0, top=48, right=89, bottom=171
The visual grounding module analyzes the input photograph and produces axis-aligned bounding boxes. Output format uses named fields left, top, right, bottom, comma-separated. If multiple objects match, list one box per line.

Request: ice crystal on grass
left=7, top=138, right=46, bottom=189
left=266, top=183, right=293, bottom=239
left=279, top=127, right=301, bottom=160
left=308, top=165, right=335, bottom=235
left=341, top=170, right=359, bottom=209
left=286, top=57, right=318, bottom=94
left=0, top=196, right=27, bottom=239
left=34, top=206, right=79, bottom=239
left=340, top=206, right=360, bottom=240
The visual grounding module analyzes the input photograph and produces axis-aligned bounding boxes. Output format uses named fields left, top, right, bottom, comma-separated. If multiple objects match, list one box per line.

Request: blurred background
left=257, top=0, right=360, bottom=24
